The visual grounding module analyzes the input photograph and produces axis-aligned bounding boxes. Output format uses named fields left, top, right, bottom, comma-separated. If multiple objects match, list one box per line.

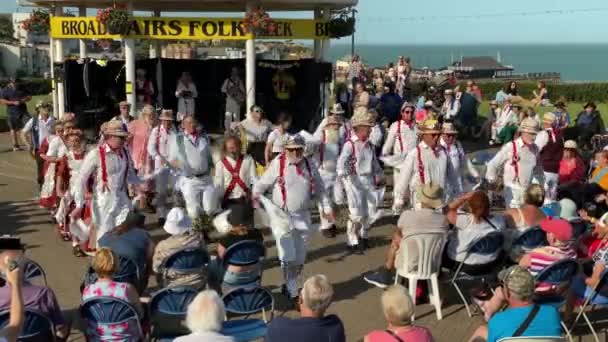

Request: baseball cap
left=539, top=218, right=573, bottom=241
left=499, top=266, right=535, bottom=299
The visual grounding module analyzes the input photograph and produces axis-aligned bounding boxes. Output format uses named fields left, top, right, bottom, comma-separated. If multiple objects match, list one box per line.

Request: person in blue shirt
left=469, top=266, right=562, bottom=342
left=379, top=82, right=403, bottom=124
left=553, top=100, right=571, bottom=128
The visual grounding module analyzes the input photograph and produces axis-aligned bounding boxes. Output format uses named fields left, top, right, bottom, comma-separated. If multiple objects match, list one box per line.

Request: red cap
left=539, top=218, right=573, bottom=241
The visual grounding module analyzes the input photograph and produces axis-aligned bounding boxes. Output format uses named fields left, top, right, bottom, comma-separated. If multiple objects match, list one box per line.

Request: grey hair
left=186, top=290, right=225, bottom=333
left=301, top=274, right=333, bottom=313
left=381, top=285, right=414, bottom=326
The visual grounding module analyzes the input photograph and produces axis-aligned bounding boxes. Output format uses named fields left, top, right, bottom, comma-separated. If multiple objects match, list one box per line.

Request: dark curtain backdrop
left=63, top=58, right=330, bottom=132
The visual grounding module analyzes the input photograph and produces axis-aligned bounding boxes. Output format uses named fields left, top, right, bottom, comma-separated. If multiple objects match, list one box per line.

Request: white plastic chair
left=394, top=232, right=447, bottom=320
left=497, top=337, right=565, bottom=342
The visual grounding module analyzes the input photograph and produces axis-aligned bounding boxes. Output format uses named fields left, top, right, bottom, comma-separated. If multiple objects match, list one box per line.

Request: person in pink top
left=128, top=105, right=157, bottom=210
left=558, top=140, right=586, bottom=186
left=364, top=285, right=435, bottom=342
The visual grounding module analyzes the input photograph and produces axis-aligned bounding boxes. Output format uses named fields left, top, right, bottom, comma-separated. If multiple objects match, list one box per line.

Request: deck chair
left=222, top=240, right=265, bottom=288
left=569, top=270, right=608, bottom=342
left=510, top=226, right=548, bottom=262
left=149, top=286, right=198, bottom=341
left=159, top=247, right=209, bottom=288
left=0, top=309, right=56, bottom=342
left=83, top=255, right=143, bottom=294
left=394, top=232, right=446, bottom=320
left=80, top=296, right=143, bottom=342
left=450, top=231, right=504, bottom=317
left=222, top=286, right=274, bottom=341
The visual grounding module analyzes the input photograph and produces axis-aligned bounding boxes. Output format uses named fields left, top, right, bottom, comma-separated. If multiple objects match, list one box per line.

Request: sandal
left=73, top=245, right=85, bottom=257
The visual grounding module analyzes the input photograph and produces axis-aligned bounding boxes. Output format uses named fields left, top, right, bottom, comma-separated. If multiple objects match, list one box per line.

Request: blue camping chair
left=569, top=270, right=608, bottom=342
left=222, top=286, right=274, bottom=342
left=159, top=248, right=209, bottom=288
left=450, top=232, right=504, bottom=317
left=80, top=296, right=143, bottom=342
left=0, top=259, right=47, bottom=287
left=149, top=287, right=198, bottom=341
left=569, top=219, right=589, bottom=239
left=84, top=255, right=143, bottom=293
left=222, top=240, right=265, bottom=288
left=510, top=226, right=548, bottom=262
left=0, top=309, right=56, bottom=342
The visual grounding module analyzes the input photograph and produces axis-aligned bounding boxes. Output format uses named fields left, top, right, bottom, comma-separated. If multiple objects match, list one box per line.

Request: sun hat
left=417, top=119, right=441, bottom=135
left=163, top=207, right=192, bottom=235
left=159, top=109, right=174, bottom=121
left=564, top=140, right=578, bottom=149
left=329, top=103, right=345, bottom=115
left=539, top=218, right=573, bottom=241
left=103, top=120, right=129, bottom=137
left=351, top=114, right=374, bottom=128
left=401, top=102, right=416, bottom=111
left=498, top=266, right=535, bottom=299
left=543, top=112, right=557, bottom=124
left=518, top=117, right=540, bottom=135
left=416, top=183, right=444, bottom=209
left=441, top=122, right=458, bottom=135
left=558, top=198, right=578, bottom=221
left=284, top=134, right=307, bottom=149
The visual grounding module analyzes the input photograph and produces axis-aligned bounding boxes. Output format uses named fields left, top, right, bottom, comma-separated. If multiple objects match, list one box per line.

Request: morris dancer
left=72, top=120, right=141, bottom=243
left=381, top=102, right=418, bottom=199
left=394, top=119, right=448, bottom=211
left=338, top=114, right=385, bottom=254
left=22, top=101, right=54, bottom=192
left=486, top=118, right=545, bottom=208
left=147, top=109, right=177, bottom=224
left=55, top=129, right=92, bottom=256
left=440, top=122, right=480, bottom=201
left=168, top=115, right=218, bottom=223
left=39, top=121, right=67, bottom=212
left=214, top=135, right=257, bottom=210
left=253, top=134, right=332, bottom=302
left=535, top=112, right=564, bottom=202
left=310, top=115, right=343, bottom=238
left=113, top=101, right=133, bottom=132
left=315, top=104, right=353, bottom=143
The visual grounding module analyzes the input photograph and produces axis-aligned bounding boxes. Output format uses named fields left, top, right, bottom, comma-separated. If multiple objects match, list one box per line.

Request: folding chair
left=159, top=247, right=210, bottom=288
left=568, top=219, right=589, bottom=240
left=510, top=226, right=548, bottom=262
left=569, top=271, right=608, bottom=342
left=83, top=255, right=143, bottom=294
left=450, top=231, right=504, bottom=317
left=0, top=259, right=47, bottom=286
left=222, top=286, right=274, bottom=342
left=394, top=232, right=446, bottom=320
left=0, top=309, right=56, bottom=342
left=149, top=286, right=198, bottom=341
left=222, top=240, right=265, bottom=288
left=80, top=296, right=144, bottom=342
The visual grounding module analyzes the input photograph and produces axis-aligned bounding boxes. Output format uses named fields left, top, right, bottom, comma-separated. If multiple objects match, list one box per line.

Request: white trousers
left=91, top=189, right=132, bottom=243
left=543, top=172, right=559, bottom=203
left=177, top=175, right=219, bottom=219
left=319, top=170, right=337, bottom=231
left=155, top=168, right=176, bottom=219
left=344, top=175, right=384, bottom=246
left=504, top=184, right=525, bottom=209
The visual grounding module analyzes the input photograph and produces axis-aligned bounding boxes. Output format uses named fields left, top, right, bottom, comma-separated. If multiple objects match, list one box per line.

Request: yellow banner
left=50, top=16, right=330, bottom=40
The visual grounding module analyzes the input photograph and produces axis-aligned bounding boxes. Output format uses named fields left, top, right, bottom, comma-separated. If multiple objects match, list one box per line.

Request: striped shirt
left=528, top=245, right=577, bottom=293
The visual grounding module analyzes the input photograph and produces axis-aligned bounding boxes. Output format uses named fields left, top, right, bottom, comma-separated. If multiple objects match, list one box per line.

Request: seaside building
left=448, top=56, right=514, bottom=79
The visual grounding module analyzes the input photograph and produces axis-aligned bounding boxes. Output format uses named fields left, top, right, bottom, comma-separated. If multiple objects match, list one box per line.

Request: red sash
left=222, top=157, right=250, bottom=202
left=417, top=145, right=426, bottom=184
left=278, top=153, right=313, bottom=209
left=99, top=145, right=128, bottom=192
left=511, top=140, right=520, bottom=183
left=397, top=121, right=404, bottom=152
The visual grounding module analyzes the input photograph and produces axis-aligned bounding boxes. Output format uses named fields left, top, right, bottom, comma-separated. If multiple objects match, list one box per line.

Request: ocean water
left=327, top=44, right=608, bottom=82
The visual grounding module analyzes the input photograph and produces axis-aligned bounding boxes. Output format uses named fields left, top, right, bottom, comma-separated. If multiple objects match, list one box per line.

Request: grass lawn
left=477, top=100, right=608, bottom=123
left=0, top=95, right=52, bottom=120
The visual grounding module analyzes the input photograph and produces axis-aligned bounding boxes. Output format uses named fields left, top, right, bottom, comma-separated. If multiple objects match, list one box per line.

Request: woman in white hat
left=71, top=120, right=141, bottom=243
left=393, top=119, right=448, bottom=212
left=337, top=114, right=385, bottom=253
left=253, top=134, right=332, bottom=302
left=486, top=117, right=545, bottom=208
left=440, top=122, right=479, bottom=201
left=440, top=88, right=460, bottom=121
left=491, top=98, right=518, bottom=145
left=557, top=140, right=586, bottom=198
left=535, top=112, right=564, bottom=202
left=147, top=109, right=177, bottom=224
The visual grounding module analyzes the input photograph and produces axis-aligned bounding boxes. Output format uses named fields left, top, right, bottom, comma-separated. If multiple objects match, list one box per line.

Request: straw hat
left=351, top=114, right=374, bottom=128
left=417, top=119, right=441, bottom=135
left=284, top=134, right=306, bottom=149
left=329, top=103, right=345, bottom=115
left=159, top=109, right=174, bottom=121
left=543, top=112, right=557, bottom=124
left=441, top=122, right=458, bottom=135
left=417, top=183, right=444, bottom=209
left=401, top=102, right=415, bottom=111
left=444, top=89, right=454, bottom=95
left=103, top=120, right=129, bottom=137
left=118, top=100, right=130, bottom=107
left=518, top=117, right=540, bottom=135
left=564, top=140, right=577, bottom=149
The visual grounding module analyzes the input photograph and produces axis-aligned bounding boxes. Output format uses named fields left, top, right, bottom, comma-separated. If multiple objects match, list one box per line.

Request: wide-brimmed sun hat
left=518, top=117, right=540, bottom=135
left=564, top=140, right=578, bottom=149
left=351, top=114, right=374, bottom=128
left=284, top=134, right=306, bottom=149
left=441, top=122, right=458, bottom=135
left=417, top=183, right=444, bottom=209
left=329, top=103, right=345, bottom=115
left=417, top=119, right=441, bottom=135
left=103, top=120, right=129, bottom=137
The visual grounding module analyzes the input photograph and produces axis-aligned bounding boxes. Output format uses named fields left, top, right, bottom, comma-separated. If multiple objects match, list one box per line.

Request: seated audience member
left=98, top=211, right=155, bottom=286
left=502, top=184, right=546, bottom=258
left=266, top=274, right=345, bottom=342
left=364, top=285, right=435, bottom=342
left=208, top=204, right=264, bottom=291
left=174, top=290, right=234, bottom=342
left=475, top=219, right=576, bottom=321
left=581, top=150, right=608, bottom=211
left=82, top=248, right=143, bottom=340
left=469, top=266, right=562, bottom=342
left=444, top=191, right=505, bottom=275
left=0, top=237, right=24, bottom=342
left=575, top=101, right=604, bottom=150
left=364, top=184, right=448, bottom=288
left=557, top=140, right=586, bottom=190
left=153, top=204, right=207, bottom=289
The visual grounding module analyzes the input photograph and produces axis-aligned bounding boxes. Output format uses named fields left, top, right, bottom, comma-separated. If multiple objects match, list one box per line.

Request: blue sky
left=2, top=0, right=608, bottom=44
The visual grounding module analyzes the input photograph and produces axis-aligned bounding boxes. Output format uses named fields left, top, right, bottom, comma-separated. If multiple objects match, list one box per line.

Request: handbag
left=384, top=329, right=405, bottom=342
left=512, top=305, right=540, bottom=337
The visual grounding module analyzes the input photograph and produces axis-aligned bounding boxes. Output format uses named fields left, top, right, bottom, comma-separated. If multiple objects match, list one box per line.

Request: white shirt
left=535, top=128, right=557, bottom=151
left=441, top=97, right=460, bottom=119
left=486, top=137, right=545, bottom=188
left=441, top=138, right=479, bottom=181
left=22, top=116, right=54, bottom=146
left=253, top=156, right=330, bottom=212
left=267, top=129, right=289, bottom=153
left=447, top=214, right=506, bottom=264
left=394, top=141, right=448, bottom=202
left=337, top=136, right=382, bottom=177
left=168, top=133, right=212, bottom=177
left=495, top=106, right=518, bottom=128
left=46, top=135, right=67, bottom=158
left=147, top=126, right=175, bottom=161
left=74, top=144, right=140, bottom=208
left=382, top=119, right=417, bottom=156
left=214, top=155, right=257, bottom=200
left=240, top=119, right=272, bottom=143
left=310, top=128, right=343, bottom=173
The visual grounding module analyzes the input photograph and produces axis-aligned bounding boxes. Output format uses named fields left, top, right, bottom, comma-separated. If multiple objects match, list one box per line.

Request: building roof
left=457, top=56, right=512, bottom=71
left=21, top=0, right=357, bottom=11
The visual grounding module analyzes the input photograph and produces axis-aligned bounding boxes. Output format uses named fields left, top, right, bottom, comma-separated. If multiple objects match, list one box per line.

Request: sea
left=327, top=44, right=608, bottom=82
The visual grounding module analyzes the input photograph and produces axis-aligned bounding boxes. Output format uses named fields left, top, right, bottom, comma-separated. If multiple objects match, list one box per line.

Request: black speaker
left=318, top=62, right=332, bottom=82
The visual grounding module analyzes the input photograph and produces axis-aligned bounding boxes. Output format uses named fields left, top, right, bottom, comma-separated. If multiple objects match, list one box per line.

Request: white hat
left=564, top=140, right=578, bottom=149
left=518, top=117, right=540, bottom=135
left=159, top=109, right=174, bottom=121
left=163, top=208, right=192, bottom=235
left=441, top=122, right=458, bottom=135
left=424, top=100, right=434, bottom=107
left=103, top=120, right=129, bottom=137
left=558, top=198, right=578, bottom=221
left=401, top=102, right=415, bottom=111
left=543, top=112, right=557, bottom=124
left=351, top=114, right=374, bottom=128
left=284, top=134, right=307, bottom=149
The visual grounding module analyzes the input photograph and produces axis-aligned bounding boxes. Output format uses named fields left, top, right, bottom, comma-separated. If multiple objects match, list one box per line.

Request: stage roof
left=23, top=0, right=358, bottom=11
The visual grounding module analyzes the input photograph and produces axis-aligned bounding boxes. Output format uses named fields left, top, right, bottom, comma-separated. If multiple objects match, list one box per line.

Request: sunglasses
left=403, top=110, right=413, bottom=114
left=430, top=133, right=440, bottom=137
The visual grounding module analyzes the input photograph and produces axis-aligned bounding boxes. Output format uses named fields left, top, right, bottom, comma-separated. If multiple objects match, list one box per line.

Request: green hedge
left=0, top=78, right=52, bottom=96
left=473, top=81, right=608, bottom=103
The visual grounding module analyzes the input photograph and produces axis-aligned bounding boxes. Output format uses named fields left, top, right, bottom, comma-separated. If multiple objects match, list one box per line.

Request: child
left=265, top=112, right=292, bottom=165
